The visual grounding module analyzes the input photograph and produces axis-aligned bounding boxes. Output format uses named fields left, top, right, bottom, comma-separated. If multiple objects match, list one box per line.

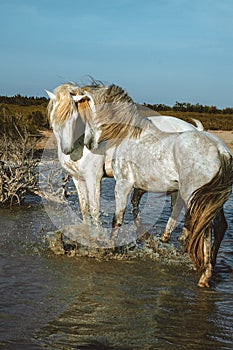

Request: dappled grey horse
left=74, top=83, right=232, bottom=287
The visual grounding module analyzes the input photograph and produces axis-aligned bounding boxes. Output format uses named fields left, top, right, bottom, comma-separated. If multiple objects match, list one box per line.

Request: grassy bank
left=159, top=111, right=233, bottom=131
left=0, top=103, right=48, bottom=135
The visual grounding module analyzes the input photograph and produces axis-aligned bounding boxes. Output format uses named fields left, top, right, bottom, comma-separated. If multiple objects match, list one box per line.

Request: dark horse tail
left=184, top=153, right=233, bottom=271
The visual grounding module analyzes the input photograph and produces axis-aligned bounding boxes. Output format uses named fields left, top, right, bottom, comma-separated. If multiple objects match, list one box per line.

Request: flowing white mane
left=81, top=84, right=153, bottom=144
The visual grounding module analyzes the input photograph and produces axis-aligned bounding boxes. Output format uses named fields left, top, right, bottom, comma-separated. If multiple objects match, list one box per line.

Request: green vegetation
left=144, top=101, right=233, bottom=114
left=0, top=94, right=47, bottom=106
left=0, top=94, right=49, bottom=135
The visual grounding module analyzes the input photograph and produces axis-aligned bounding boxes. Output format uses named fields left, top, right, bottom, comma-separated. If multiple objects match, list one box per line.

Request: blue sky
left=0, top=0, right=233, bottom=108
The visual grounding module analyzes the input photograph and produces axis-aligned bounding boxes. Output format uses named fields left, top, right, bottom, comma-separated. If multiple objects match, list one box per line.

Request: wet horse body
left=78, top=83, right=232, bottom=287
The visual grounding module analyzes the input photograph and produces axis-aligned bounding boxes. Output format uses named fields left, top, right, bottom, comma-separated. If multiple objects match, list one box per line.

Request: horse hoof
left=198, top=280, right=210, bottom=288
left=160, top=235, right=170, bottom=243
left=138, top=232, right=150, bottom=242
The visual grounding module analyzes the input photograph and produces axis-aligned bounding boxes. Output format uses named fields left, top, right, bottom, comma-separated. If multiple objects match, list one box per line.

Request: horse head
left=46, top=84, right=86, bottom=155
left=72, top=91, right=103, bottom=152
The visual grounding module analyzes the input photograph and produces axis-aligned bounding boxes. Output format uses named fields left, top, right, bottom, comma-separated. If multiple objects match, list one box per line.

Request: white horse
left=46, top=83, right=203, bottom=233
left=74, top=83, right=232, bottom=287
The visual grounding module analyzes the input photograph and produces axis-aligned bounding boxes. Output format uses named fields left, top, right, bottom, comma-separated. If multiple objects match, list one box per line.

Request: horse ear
left=72, top=95, right=88, bottom=103
left=45, top=90, right=56, bottom=100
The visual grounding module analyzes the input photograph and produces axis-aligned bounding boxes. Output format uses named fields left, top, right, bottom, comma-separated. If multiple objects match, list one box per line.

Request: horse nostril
left=84, top=140, right=92, bottom=151
left=62, top=147, right=72, bottom=155
left=83, top=136, right=91, bottom=150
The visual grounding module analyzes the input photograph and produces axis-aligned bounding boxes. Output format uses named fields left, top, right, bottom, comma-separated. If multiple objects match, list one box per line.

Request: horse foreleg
left=211, top=208, right=227, bottom=267
left=86, top=173, right=102, bottom=228
left=198, top=225, right=212, bottom=288
left=160, top=192, right=183, bottom=243
left=72, top=177, right=90, bottom=224
left=112, top=180, right=133, bottom=241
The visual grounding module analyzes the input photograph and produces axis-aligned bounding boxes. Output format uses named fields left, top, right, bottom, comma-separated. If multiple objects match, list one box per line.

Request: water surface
left=0, top=185, right=233, bottom=350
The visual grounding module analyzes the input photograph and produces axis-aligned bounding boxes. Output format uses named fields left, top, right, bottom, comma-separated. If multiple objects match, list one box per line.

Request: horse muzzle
left=61, top=145, right=73, bottom=155
left=84, top=139, right=96, bottom=152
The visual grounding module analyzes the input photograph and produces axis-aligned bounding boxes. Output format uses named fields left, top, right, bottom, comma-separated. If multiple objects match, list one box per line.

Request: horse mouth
left=84, top=139, right=95, bottom=151
left=62, top=147, right=73, bottom=155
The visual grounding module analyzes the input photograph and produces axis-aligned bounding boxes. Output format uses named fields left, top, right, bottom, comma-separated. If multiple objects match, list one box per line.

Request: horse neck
left=84, top=86, right=163, bottom=143
left=96, top=102, right=160, bottom=144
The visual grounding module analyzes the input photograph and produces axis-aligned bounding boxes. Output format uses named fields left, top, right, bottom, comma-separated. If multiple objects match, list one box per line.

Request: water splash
left=45, top=226, right=194, bottom=269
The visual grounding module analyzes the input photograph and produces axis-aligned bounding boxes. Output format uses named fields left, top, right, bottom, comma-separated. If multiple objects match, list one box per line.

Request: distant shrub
left=0, top=94, right=47, bottom=106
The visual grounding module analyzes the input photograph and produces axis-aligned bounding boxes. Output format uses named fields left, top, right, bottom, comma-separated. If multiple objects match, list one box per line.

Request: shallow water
left=0, top=183, right=233, bottom=350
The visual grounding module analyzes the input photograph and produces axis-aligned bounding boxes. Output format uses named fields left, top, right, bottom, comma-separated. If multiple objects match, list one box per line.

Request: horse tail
left=184, top=153, right=233, bottom=271
left=191, top=118, right=204, bottom=131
